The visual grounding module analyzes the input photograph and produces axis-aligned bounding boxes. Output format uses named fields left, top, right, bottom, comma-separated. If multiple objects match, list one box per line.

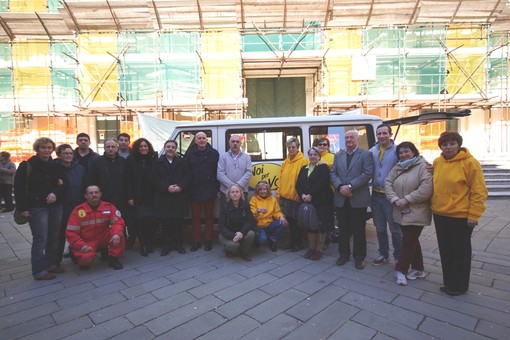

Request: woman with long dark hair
left=127, top=138, right=157, bottom=256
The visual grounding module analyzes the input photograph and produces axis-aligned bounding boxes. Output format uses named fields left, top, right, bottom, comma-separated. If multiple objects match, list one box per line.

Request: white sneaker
left=395, top=271, right=407, bottom=286
left=406, top=269, right=426, bottom=280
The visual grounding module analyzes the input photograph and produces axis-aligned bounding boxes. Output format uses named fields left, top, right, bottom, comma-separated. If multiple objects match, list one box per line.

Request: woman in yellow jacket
left=431, top=132, right=487, bottom=296
left=250, top=181, right=288, bottom=251
left=277, top=137, right=308, bottom=251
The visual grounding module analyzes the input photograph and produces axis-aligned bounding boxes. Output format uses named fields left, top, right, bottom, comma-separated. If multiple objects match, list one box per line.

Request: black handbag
left=13, top=208, right=28, bottom=225
left=13, top=161, right=31, bottom=225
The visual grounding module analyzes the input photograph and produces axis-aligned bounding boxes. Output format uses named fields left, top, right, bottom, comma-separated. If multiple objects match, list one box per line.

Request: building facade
left=0, top=0, right=509, bottom=160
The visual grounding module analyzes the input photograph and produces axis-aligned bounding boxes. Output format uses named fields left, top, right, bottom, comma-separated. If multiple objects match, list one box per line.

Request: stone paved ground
left=1, top=199, right=509, bottom=339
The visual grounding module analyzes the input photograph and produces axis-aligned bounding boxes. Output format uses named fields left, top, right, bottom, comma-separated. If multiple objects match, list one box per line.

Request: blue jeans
left=371, top=193, right=402, bottom=259
left=29, top=205, right=63, bottom=278
left=256, top=220, right=284, bottom=246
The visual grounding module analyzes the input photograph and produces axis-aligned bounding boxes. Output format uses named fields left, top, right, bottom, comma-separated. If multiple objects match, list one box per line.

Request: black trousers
left=0, top=184, right=14, bottom=209
left=434, top=214, right=474, bottom=292
left=336, top=199, right=367, bottom=261
left=161, top=217, right=184, bottom=247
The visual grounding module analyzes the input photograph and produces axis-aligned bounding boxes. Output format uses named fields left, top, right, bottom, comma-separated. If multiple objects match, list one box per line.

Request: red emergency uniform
left=66, top=200, right=125, bottom=266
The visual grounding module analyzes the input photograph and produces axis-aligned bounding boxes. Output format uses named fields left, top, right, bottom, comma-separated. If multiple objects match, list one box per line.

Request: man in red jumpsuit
left=66, top=185, right=125, bottom=270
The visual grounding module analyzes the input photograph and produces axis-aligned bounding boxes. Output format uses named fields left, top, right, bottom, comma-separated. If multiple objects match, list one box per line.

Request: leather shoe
left=446, top=289, right=466, bottom=296
left=355, top=260, right=365, bottom=270
left=176, top=246, right=186, bottom=254
left=439, top=286, right=448, bottom=292
left=336, top=257, right=348, bottom=266
left=108, top=256, right=123, bottom=270
left=204, top=241, right=212, bottom=251
left=35, top=272, right=56, bottom=280
left=310, top=251, right=322, bottom=261
left=270, top=242, right=277, bottom=252
left=240, top=252, right=252, bottom=262
left=49, top=266, right=65, bottom=273
left=190, top=242, right=201, bottom=252
left=304, top=249, right=315, bottom=259
left=160, top=247, right=171, bottom=256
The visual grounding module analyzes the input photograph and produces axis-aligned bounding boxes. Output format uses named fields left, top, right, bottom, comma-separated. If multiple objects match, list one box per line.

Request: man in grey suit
left=330, top=130, right=374, bottom=269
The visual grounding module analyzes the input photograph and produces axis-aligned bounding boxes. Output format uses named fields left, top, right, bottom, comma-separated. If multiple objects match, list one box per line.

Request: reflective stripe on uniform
left=66, top=224, right=81, bottom=231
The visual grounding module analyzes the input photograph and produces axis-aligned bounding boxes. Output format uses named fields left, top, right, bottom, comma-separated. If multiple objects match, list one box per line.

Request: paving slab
left=0, top=198, right=509, bottom=339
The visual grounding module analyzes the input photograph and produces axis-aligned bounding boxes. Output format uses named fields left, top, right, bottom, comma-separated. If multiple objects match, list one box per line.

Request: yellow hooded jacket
left=277, top=151, right=308, bottom=201
left=320, top=150, right=334, bottom=169
left=250, top=194, right=284, bottom=228
left=431, top=147, right=487, bottom=222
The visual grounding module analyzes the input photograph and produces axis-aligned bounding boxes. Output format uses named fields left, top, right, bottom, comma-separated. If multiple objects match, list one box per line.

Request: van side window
left=173, top=130, right=213, bottom=157
left=227, top=128, right=302, bottom=161
left=310, top=125, right=375, bottom=153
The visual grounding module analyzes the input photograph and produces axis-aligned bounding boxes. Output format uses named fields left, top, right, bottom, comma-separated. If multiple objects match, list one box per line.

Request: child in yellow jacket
left=250, top=181, right=288, bottom=251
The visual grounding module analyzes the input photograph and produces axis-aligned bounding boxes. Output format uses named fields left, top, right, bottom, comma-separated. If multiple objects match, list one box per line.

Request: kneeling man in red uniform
left=66, top=185, right=125, bottom=270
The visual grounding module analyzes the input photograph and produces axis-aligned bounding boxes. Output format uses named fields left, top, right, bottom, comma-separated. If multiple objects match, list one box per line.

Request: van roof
left=173, top=114, right=382, bottom=129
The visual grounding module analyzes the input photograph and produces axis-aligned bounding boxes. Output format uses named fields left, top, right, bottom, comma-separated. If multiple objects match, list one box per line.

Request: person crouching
left=66, top=185, right=125, bottom=270
left=218, top=184, right=256, bottom=261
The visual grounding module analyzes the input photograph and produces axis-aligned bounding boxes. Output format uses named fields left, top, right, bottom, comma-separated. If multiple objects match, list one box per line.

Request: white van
left=169, top=114, right=383, bottom=191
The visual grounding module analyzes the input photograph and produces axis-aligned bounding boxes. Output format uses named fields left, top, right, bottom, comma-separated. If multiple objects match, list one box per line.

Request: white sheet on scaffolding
left=136, top=112, right=187, bottom=153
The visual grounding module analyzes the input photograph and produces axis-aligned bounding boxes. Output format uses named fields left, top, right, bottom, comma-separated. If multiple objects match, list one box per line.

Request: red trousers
left=72, top=230, right=125, bottom=266
left=191, top=199, right=215, bottom=242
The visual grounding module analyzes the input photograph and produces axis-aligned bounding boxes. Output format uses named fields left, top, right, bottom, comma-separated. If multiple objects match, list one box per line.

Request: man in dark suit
left=330, top=130, right=374, bottom=270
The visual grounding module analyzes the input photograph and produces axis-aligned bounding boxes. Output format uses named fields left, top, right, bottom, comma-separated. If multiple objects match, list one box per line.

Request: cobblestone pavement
left=1, top=199, right=509, bottom=339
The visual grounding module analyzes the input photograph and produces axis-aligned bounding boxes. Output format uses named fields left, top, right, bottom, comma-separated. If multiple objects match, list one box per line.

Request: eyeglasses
left=318, top=143, right=329, bottom=146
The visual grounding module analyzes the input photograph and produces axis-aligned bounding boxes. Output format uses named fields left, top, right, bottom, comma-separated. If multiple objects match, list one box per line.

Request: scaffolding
left=0, top=0, right=509, bottom=157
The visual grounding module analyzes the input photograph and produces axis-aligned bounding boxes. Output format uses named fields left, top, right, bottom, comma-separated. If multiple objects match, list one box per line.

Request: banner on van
left=249, top=163, right=281, bottom=191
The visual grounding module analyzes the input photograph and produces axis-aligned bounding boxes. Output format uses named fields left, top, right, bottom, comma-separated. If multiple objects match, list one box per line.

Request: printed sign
left=249, top=163, right=281, bottom=191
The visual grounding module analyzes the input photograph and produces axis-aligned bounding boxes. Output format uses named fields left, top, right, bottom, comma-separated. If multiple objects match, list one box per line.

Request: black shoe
left=446, top=289, right=466, bottom=296
left=140, top=245, right=148, bottom=257
left=108, top=256, right=123, bottom=270
left=355, top=260, right=365, bottom=270
left=336, top=257, right=349, bottom=266
left=270, top=241, right=277, bottom=252
left=176, top=246, right=186, bottom=254
left=240, top=252, right=252, bottom=262
left=160, top=246, right=171, bottom=256
left=304, top=249, right=315, bottom=259
left=204, top=241, right=212, bottom=251
left=190, top=242, right=201, bottom=252
left=439, top=286, right=448, bottom=292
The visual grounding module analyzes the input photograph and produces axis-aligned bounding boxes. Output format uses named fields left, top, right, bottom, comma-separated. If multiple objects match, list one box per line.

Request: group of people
left=13, top=127, right=487, bottom=296
left=367, top=125, right=487, bottom=296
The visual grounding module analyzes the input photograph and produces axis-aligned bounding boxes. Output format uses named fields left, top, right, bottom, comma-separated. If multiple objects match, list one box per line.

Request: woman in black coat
left=151, top=140, right=191, bottom=256
left=296, top=147, right=334, bottom=260
left=126, top=138, right=157, bottom=256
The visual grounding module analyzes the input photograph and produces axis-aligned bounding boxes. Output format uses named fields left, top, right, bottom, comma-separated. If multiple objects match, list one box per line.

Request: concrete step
left=486, top=184, right=510, bottom=192
left=482, top=158, right=510, bottom=198
left=488, top=191, right=510, bottom=199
